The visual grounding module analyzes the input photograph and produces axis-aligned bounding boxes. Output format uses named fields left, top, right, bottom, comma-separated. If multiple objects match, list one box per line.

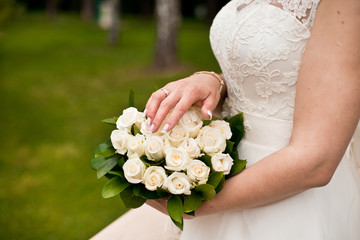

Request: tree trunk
left=46, top=0, right=58, bottom=20
left=81, top=0, right=93, bottom=22
left=108, top=0, right=120, bottom=45
left=154, top=0, right=180, bottom=70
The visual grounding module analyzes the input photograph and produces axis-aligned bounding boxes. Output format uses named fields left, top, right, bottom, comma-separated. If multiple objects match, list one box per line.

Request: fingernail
left=143, top=109, right=147, bottom=116
left=160, top=124, right=169, bottom=133
left=146, top=117, right=151, bottom=127
left=149, top=124, right=154, bottom=133
left=207, top=110, right=212, bottom=120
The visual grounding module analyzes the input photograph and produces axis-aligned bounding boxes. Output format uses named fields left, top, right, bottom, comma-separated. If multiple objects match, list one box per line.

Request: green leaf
left=133, top=184, right=141, bottom=196
left=128, top=88, right=135, bottom=107
left=97, top=156, right=119, bottom=179
left=215, top=176, right=225, bottom=193
left=203, top=119, right=211, bottom=126
left=156, top=187, right=170, bottom=198
left=102, top=176, right=131, bottom=198
left=101, top=117, right=117, bottom=125
left=118, top=155, right=126, bottom=168
left=95, top=148, right=116, bottom=158
left=94, top=140, right=112, bottom=154
left=230, top=147, right=239, bottom=161
left=198, top=154, right=212, bottom=168
left=195, top=184, right=216, bottom=200
left=141, top=155, right=165, bottom=166
left=225, top=140, right=235, bottom=154
left=132, top=124, right=140, bottom=135
left=185, top=211, right=195, bottom=216
left=120, top=186, right=146, bottom=209
left=229, top=113, right=245, bottom=146
left=132, top=183, right=161, bottom=199
left=183, top=191, right=203, bottom=213
left=107, top=170, right=124, bottom=178
left=228, top=159, right=247, bottom=178
left=90, top=156, right=105, bottom=170
left=167, top=195, right=184, bottom=230
left=207, top=171, right=224, bottom=189
left=139, top=187, right=162, bottom=199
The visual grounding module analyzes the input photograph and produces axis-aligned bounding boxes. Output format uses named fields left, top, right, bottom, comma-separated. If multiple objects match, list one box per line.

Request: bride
left=92, top=0, right=360, bottom=239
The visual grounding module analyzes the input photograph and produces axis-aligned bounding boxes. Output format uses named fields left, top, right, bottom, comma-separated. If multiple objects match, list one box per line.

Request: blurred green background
left=0, top=0, right=223, bottom=239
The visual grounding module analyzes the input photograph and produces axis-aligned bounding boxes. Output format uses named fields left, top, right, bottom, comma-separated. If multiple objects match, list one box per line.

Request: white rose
left=196, top=126, right=226, bottom=156
left=127, top=134, right=145, bottom=157
left=179, top=107, right=203, bottom=138
left=167, top=124, right=188, bottom=147
left=164, top=148, right=190, bottom=172
left=187, top=160, right=210, bottom=186
left=142, top=166, right=167, bottom=191
left=211, top=153, right=234, bottom=175
left=110, top=129, right=131, bottom=155
left=140, top=121, right=151, bottom=136
left=140, top=121, right=167, bottom=138
left=117, top=107, right=144, bottom=131
left=165, top=172, right=191, bottom=195
left=209, top=120, right=232, bottom=139
left=180, top=138, right=202, bottom=159
left=145, top=136, right=165, bottom=161
left=123, top=155, right=146, bottom=183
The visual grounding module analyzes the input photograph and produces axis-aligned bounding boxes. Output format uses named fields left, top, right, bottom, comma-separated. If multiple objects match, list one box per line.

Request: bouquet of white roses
left=91, top=99, right=246, bottom=230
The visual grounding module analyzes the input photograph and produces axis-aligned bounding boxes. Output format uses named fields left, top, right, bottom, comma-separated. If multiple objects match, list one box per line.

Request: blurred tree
left=154, top=0, right=180, bottom=70
left=108, top=0, right=121, bottom=45
left=46, top=0, right=58, bottom=19
left=81, top=0, right=93, bottom=21
left=0, top=0, right=23, bottom=28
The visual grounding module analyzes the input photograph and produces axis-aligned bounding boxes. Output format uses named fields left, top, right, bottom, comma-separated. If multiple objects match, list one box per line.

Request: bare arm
left=148, top=0, right=360, bottom=215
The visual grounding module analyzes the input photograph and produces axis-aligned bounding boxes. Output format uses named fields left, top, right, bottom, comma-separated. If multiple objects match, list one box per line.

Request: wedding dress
left=180, top=0, right=360, bottom=239
left=92, top=0, right=360, bottom=239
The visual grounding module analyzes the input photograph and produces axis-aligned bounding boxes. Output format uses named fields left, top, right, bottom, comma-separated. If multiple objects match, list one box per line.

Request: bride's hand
left=146, top=199, right=194, bottom=219
left=144, top=72, right=224, bottom=133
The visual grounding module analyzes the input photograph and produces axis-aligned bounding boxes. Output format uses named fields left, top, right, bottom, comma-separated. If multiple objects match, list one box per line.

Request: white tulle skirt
left=181, top=113, right=360, bottom=240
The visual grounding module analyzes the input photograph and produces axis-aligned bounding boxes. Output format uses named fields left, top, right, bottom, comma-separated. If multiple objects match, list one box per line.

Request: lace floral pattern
left=211, top=0, right=320, bottom=121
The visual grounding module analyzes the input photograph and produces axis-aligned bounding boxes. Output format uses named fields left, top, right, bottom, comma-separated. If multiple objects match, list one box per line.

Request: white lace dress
left=180, top=0, right=360, bottom=239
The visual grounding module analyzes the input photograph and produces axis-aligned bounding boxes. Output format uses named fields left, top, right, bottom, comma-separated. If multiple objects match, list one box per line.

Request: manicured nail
left=149, top=124, right=154, bottom=133
left=146, top=117, right=151, bottom=127
left=160, top=124, right=169, bottom=133
left=143, top=109, right=147, bottom=116
left=207, top=110, right=212, bottom=120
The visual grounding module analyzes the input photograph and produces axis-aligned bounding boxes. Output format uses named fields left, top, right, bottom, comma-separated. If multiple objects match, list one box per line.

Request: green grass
left=0, top=12, right=220, bottom=239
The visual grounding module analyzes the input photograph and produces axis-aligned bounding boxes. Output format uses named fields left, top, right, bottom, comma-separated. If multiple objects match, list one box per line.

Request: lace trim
left=235, top=0, right=320, bottom=28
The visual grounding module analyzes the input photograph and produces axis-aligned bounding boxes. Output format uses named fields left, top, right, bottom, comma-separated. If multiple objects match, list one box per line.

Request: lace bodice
left=210, top=0, right=320, bottom=121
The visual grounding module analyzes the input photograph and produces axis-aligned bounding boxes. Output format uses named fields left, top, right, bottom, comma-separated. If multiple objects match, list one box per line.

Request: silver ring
left=161, top=88, right=169, bottom=97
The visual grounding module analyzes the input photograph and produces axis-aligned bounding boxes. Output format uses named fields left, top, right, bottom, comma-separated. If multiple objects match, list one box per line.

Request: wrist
left=192, top=71, right=224, bottom=94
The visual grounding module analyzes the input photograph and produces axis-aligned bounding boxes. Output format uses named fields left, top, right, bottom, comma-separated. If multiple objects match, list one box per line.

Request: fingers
left=201, top=93, right=220, bottom=120
left=163, top=96, right=199, bottom=131
left=144, top=75, right=222, bottom=133
left=145, top=87, right=171, bottom=128
left=151, top=93, right=181, bottom=132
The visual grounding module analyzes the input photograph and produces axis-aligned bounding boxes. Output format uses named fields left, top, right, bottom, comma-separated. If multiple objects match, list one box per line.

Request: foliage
left=0, top=13, right=220, bottom=239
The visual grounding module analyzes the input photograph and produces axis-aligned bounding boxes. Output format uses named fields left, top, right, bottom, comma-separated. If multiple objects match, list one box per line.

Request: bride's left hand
left=146, top=199, right=195, bottom=219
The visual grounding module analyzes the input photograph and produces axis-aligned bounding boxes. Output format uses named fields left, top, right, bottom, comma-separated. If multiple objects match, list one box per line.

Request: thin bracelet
left=192, top=71, right=224, bottom=93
